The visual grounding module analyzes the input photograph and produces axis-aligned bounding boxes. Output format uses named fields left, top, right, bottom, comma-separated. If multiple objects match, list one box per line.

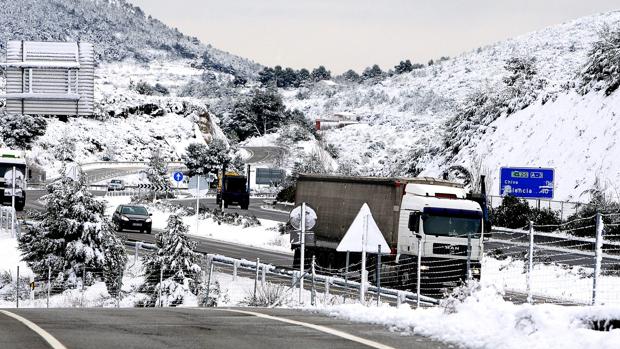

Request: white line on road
left=0, top=310, right=68, bottom=349
left=221, top=309, right=395, bottom=349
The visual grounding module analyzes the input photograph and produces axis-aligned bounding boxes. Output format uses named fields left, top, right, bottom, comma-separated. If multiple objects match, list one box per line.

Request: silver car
left=107, top=179, right=125, bottom=191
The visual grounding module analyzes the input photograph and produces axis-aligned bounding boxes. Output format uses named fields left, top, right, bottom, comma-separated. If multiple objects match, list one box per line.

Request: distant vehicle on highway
left=216, top=170, right=250, bottom=209
left=112, top=204, right=152, bottom=234
left=107, top=179, right=125, bottom=191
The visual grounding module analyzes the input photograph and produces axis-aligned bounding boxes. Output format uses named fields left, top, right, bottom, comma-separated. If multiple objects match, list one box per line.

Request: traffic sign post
left=499, top=167, right=554, bottom=199
left=289, top=203, right=317, bottom=304
left=172, top=172, right=184, bottom=182
left=173, top=172, right=184, bottom=193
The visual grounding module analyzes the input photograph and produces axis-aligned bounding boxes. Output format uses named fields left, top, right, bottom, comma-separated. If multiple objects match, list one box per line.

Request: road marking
left=221, top=309, right=395, bottom=349
left=0, top=310, right=68, bottom=349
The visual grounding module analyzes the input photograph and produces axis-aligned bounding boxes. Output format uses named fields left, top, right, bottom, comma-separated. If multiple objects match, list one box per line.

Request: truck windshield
left=422, top=211, right=482, bottom=239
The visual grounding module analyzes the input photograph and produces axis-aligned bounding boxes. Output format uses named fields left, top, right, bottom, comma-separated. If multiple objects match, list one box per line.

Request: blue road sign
left=499, top=167, right=554, bottom=199
left=173, top=172, right=184, bottom=182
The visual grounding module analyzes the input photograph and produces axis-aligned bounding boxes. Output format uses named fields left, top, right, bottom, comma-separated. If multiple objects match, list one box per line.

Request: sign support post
left=359, top=214, right=368, bottom=303
left=11, top=166, right=15, bottom=236
left=299, top=202, right=306, bottom=304
left=196, top=175, right=200, bottom=235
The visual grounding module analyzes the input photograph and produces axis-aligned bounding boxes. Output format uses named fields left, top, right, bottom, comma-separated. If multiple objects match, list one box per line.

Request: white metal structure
left=0, top=206, right=17, bottom=238
left=1, top=41, right=94, bottom=116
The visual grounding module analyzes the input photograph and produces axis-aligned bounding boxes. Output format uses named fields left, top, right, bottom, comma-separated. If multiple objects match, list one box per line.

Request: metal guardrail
left=123, top=239, right=439, bottom=306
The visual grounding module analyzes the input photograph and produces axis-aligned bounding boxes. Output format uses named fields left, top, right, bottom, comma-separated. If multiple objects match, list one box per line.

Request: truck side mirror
left=408, top=212, right=420, bottom=233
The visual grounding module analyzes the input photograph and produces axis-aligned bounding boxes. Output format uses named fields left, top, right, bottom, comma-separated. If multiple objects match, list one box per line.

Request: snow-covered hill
left=278, top=10, right=620, bottom=201
left=0, top=0, right=256, bottom=177
left=0, top=0, right=260, bottom=76
left=1, top=0, right=619, bottom=201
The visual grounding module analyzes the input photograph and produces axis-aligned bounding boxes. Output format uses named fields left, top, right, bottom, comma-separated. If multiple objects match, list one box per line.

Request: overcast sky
left=130, top=0, right=619, bottom=73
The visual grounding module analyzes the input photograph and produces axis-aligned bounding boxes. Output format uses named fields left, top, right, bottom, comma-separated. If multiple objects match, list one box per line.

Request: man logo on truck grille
left=433, top=243, right=467, bottom=255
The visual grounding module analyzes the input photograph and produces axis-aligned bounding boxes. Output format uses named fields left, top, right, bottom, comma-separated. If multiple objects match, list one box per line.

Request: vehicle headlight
left=472, top=268, right=481, bottom=275
left=121, top=215, right=129, bottom=221
left=145, top=218, right=152, bottom=223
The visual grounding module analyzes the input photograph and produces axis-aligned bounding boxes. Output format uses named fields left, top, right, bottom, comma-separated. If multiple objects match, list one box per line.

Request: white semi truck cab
left=397, top=181, right=484, bottom=287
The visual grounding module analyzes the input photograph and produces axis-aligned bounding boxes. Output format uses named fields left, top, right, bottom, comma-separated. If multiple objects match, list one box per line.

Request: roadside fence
left=484, top=212, right=620, bottom=305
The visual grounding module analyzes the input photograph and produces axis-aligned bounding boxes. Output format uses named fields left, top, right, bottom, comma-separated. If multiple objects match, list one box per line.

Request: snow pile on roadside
left=0, top=236, right=33, bottom=279
left=315, top=286, right=620, bottom=349
left=482, top=255, right=620, bottom=306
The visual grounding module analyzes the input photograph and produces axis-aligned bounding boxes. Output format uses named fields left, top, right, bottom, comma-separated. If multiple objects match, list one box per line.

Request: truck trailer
left=293, top=174, right=487, bottom=296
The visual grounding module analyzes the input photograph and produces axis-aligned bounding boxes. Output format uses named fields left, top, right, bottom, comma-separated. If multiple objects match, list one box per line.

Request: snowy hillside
left=0, top=0, right=259, bottom=177
left=278, top=11, right=620, bottom=201
left=0, top=0, right=260, bottom=77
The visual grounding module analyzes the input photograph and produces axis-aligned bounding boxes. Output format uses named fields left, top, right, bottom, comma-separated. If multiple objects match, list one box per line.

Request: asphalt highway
left=242, top=146, right=286, bottom=165
left=170, top=196, right=290, bottom=222
left=0, top=308, right=450, bottom=349
left=120, top=230, right=294, bottom=267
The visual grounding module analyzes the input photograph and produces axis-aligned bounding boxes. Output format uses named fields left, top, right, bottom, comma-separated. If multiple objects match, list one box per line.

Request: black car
left=112, top=205, right=152, bottom=234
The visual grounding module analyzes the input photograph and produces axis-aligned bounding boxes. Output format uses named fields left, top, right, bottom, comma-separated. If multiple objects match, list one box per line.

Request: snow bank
left=315, top=286, right=620, bottom=349
left=482, top=255, right=620, bottom=306
left=0, top=236, right=33, bottom=279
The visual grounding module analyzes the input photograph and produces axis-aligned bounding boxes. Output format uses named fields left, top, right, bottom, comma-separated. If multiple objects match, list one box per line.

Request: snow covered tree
left=311, top=66, right=331, bottom=82
left=258, top=67, right=276, bottom=86
left=0, top=113, right=47, bottom=150
left=297, top=68, right=311, bottom=84
left=341, top=69, right=361, bottom=83
left=18, top=169, right=127, bottom=294
left=502, top=56, right=545, bottom=113
left=182, top=140, right=232, bottom=176
left=394, top=59, right=414, bottom=74
left=580, top=24, right=620, bottom=96
left=227, top=89, right=288, bottom=141
left=362, top=64, right=384, bottom=81
left=56, top=134, right=76, bottom=162
left=146, top=150, right=173, bottom=198
left=141, top=215, right=202, bottom=307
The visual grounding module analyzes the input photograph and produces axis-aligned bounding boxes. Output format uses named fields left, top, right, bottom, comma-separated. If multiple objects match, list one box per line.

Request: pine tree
left=227, top=89, right=288, bottom=140
left=361, top=64, right=384, bottom=80
left=18, top=169, right=127, bottom=294
left=580, top=24, right=620, bottom=95
left=311, top=66, right=331, bottom=82
left=394, top=59, right=414, bottom=74
left=182, top=140, right=232, bottom=176
left=0, top=113, right=47, bottom=150
left=142, top=215, right=202, bottom=307
left=146, top=150, right=173, bottom=199
left=341, top=69, right=360, bottom=83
